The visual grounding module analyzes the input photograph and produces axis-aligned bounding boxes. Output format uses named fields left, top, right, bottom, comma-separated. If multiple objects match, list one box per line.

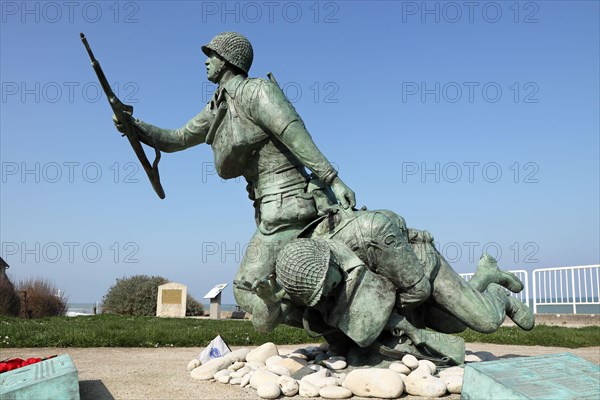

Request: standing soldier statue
left=109, top=32, right=356, bottom=317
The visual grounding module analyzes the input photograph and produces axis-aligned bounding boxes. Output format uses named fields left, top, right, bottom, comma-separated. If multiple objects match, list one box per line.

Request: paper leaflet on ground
left=198, top=335, right=231, bottom=364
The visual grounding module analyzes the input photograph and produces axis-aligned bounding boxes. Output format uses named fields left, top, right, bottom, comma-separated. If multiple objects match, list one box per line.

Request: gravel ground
left=3, top=343, right=599, bottom=400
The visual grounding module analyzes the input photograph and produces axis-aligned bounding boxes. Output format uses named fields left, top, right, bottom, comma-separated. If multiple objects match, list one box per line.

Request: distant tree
left=0, top=277, right=20, bottom=317
left=0, top=257, right=20, bottom=316
left=102, top=275, right=204, bottom=316
left=17, top=277, right=68, bottom=318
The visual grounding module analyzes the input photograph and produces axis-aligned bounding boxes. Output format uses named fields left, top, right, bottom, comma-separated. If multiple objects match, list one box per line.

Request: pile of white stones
left=187, top=342, right=471, bottom=399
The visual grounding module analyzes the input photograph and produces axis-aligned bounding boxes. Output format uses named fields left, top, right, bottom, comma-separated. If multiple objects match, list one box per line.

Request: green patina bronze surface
left=99, top=31, right=534, bottom=366
left=462, top=353, right=600, bottom=399
left=0, top=354, right=80, bottom=400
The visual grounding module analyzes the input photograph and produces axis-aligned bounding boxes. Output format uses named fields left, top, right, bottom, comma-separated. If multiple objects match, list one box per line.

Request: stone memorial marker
left=0, top=354, right=80, bottom=400
left=462, top=352, right=600, bottom=399
left=156, top=282, right=187, bottom=318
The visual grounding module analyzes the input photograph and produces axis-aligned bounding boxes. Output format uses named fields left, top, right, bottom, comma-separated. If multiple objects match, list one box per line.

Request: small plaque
left=203, top=283, right=228, bottom=299
left=462, top=353, right=600, bottom=400
left=161, top=289, right=182, bottom=304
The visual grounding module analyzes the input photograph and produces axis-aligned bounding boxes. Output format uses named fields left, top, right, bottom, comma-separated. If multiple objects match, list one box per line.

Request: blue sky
left=1, top=1, right=598, bottom=304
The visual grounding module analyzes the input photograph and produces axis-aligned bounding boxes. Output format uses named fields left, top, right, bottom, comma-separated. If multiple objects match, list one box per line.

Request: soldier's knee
left=468, top=312, right=503, bottom=333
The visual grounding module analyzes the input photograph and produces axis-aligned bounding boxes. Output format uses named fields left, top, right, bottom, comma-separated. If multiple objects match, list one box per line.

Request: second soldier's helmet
left=202, top=32, right=253, bottom=75
left=275, top=239, right=331, bottom=307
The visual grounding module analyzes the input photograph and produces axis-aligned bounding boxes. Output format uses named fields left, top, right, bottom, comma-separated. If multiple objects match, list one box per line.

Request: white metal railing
left=460, top=270, right=530, bottom=308
left=531, top=265, right=600, bottom=314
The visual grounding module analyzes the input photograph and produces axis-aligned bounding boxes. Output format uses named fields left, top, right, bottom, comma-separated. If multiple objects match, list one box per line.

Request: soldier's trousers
left=233, top=225, right=303, bottom=316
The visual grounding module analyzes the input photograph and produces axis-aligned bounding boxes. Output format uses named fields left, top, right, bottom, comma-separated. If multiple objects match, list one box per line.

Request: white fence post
left=571, top=268, right=577, bottom=314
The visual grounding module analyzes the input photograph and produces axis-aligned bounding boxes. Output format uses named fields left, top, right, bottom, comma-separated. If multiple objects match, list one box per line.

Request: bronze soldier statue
left=112, top=32, right=356, bottom=317
left=249, top=208, right=534, bottom=365
left=98, top=32, right=535, bottom=365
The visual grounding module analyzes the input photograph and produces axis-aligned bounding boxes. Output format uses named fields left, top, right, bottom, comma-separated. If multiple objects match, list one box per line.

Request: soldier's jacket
left=134, top=75, right=336, bottom=233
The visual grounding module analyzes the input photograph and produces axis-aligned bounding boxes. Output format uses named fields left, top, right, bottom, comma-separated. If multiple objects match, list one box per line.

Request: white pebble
left=229, top=377, right=242, bottom=385
left=217, top=374, right=230, bottom=384
left=214, top=369, right=230, bottom=380
left=311, top=377, right=339, bottom=389
left=322, top=359, right=347, bottom=370
left=265, top=355, right=284, bottom=368
left=299, top=381, right=320, bottom=397
left=412, top=365, right=433, bottom=376
left=333, top=372, right=347, bottom=385
left=437, top=366, right=464, bottom=380
left=250, top=369, right=280, bottom=389
left=278, top=375, right=299, bottom=396
left=230, top=365, right=251, bottom=378
left=319, top=385, right=352, bottom=399
left=442, top=374, right=463, bottom=394
left=247, top=342, right=279, bottom=364
left=405, top=370, right=447, bottom=397
left=257, top=382, right=281, bottom=399
left=389, top=362, right=411, bottom=375
left=344, top=368, right=404, bottom=398
left=190, top=348, right=249, bottom=380
left=240, top=373, right=251, bottom=388
left=418, top=359, right=437, bottom=374
left=228, top=361, right=245, bottom=371
left=187, top=359, right=200, bottom=371
left=277, top=356, right=308, bottom=375
left=402, top=354, right=419, bottom=369
left=465, top=354, right=482, bottom=363
left=246, top=361, right=265, bottom=370
left=288, top=352, right=308, bottom=360
left=268, top=364, right=291, bottom=376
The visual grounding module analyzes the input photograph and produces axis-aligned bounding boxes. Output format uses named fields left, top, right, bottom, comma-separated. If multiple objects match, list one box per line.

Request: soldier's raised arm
left=113, top=102, right=213, bottom=153
left=248, top=80, right=356, bottom=209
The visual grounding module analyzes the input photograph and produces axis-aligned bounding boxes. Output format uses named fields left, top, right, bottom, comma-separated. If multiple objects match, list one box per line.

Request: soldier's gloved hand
left=251, top=274, right=285, bottom=305
left=112, top=112, right=131, bottom=135
left=331, top=176, right=356, bottom=209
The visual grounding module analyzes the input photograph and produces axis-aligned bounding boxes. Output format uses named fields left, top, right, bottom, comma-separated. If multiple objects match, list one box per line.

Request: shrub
left=0, top=276, right=20, bottom=316
left=186, top=295, right=205, bottom=316
left=102, top=275, right=168, bottom=316
left=17, top=277, right=67, bottom=318
left=102, top=275, right=204, bottom=317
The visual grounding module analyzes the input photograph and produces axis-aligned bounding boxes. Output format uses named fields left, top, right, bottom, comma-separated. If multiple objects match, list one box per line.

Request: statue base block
left=462, top=352, right=599, bottom=400
left=0, top=354, right=80, bottom=400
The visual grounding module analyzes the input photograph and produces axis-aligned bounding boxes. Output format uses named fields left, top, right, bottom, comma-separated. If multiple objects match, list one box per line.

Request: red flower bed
left=0, top=356, right=56, bottom=374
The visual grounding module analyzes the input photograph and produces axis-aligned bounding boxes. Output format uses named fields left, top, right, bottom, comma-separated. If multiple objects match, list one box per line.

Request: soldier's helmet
left=275, top=239, right=331, bottom=307
left=202, top=32, right=254, bottom=75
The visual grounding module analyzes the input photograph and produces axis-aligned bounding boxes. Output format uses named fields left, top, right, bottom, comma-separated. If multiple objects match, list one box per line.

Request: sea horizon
left=66, top=301, right=599, bottom=317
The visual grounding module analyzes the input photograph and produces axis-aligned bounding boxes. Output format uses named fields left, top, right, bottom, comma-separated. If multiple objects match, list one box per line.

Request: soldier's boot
left=506, top=296, right=535, bottom=331
left=470, top=254, right=523, bottom=293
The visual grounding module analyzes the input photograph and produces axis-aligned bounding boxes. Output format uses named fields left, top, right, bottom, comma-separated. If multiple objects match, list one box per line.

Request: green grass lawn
left=1, top=315, right=598, bottom=348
